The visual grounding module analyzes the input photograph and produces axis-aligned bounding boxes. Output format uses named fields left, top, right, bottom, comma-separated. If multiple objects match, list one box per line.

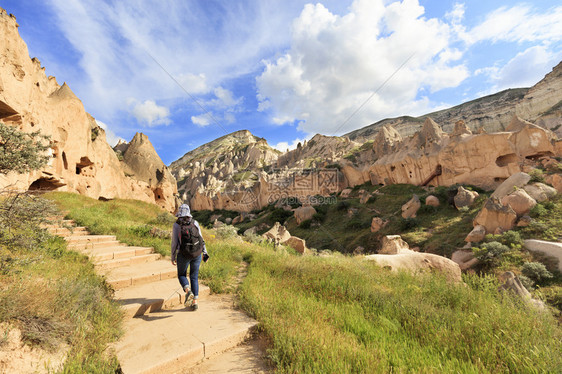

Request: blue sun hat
left=176, top=204, right=192, bottom=217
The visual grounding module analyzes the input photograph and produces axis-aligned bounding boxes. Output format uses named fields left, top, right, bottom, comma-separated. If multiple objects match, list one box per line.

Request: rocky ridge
left=0, top=9, right=177, bottom=212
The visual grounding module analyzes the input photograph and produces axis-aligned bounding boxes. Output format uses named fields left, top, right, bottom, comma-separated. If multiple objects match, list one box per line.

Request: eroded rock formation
left=0, top=9, right=177, bottom=211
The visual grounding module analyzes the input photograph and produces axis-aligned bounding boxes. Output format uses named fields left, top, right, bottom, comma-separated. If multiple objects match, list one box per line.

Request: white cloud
left=256, top=0, right=469, bottom=135
left=95, top=120, right=124, bottom=147
left=131, top=100, right=170, bottom=127
left=191, top=115, right=211, bottom=127
left=467, top=5, right=562, bottom=44
left=272, top=136, right=310, bottom=152
left=477, top=45, right=560, bottom=94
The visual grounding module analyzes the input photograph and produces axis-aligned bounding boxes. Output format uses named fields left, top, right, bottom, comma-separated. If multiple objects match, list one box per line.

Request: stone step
left=67, top=240, right=124, bottom=251
left=47, top=226, right=88, bottom=236
left=80, top=246, right=155, bottom=262
left=101, top=260, right=177, bottom=290
left=65, top=234, right=117, bottom=243
left=95, top=253, right=162, bottom=271
left=115, top=278, right=211, bottom=318
left=114, top=295, right=258, bottom=374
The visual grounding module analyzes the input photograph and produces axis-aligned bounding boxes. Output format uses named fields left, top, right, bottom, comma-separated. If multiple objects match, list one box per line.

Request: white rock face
left=524, top=240, right=562, bottom=273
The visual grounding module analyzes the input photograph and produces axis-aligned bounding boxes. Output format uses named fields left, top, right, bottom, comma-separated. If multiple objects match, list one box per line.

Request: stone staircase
left=48, top=220, right=259, bottom=374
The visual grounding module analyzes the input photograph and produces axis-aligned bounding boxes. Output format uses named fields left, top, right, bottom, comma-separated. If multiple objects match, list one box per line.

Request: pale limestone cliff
left=0, top=9, right=177, bottom=211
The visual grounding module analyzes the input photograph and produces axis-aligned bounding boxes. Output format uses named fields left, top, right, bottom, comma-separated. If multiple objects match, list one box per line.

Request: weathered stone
left=454, top=186, right=479, bottom=209
left=498, top=272, right=545, bottom=310
left=285, top=236, right=307, bottom=254
left=401, top=194, right=421, bottom=219
left=524, top=239, right=562, bottom=273
left=225, top=217, right=232, bottom=225
left=365, top=252, right=462, bottom=282
left=372, top=125, right=403, bottom=159
left=0, top=12, right=178, bottom=211
left=451, top=120, right=472, bottom=137
left=294, top=205, right=316, bottom=225
left=370, top=217, right=387, bottom=233
left=465, top=225, right=487, bottom=243
left=545, top=173, right=562, bottom=193
left=501, top=189, right=537, bottom=216
left=340, top=188, right=352, bottom=198
left=523, top=183, right=557, bottom=202
left=232, top=215, right=244, bottom=225
left=425, top=195, right=440, bottom=207
left=359, top=191, right=372, bottom=204
left=213, top=219, right=224, bottom=228
left=262, top=222, right=291, bottom=244
left=451, top=250, right=479, bottom=270
left=243, top=226, right=258, bottom=236
left=473, top=197, right=518, bottom=233
left=380, top=235, right=410, bottom=254
left=517, top=215, right=532, bottom=227
left=491, top=172, right=532, bottom=199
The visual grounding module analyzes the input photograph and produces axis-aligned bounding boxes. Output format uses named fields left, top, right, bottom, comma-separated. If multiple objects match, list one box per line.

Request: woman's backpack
left=177, top=217, right=203, bottom=259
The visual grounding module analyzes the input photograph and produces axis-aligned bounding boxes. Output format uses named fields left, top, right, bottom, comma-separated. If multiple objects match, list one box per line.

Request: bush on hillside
left=473, top=241, right=510, bottom=269
left=0, top=123, right=51, bottom=174
left=522, top=262, right=553, bottom=286
left=215, top=225, right=239, bottom=240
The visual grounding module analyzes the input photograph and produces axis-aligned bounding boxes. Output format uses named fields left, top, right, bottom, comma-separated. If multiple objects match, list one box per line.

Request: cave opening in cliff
left=525, top=151, right=554, bottom=161
left=153, top=187, right=164, bottom=202
left=28, top=177, right=65, bottom=191
left=62, top=151, right=68, bottom=170
left=75, top=156, right=94, bottom=175
left=496, top=153, right=518, bottom=167
left=0, top=100, right=18, bottom=119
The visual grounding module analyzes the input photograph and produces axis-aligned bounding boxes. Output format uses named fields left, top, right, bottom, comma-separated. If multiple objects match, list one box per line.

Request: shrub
left=530, top=203, right=548, bottom=217
left=400, top=217, right=420, bottom=231
left=529, top=168, right=545, bottom=183
left=472, top=241, right=510, bottom=269
left=336, top=200, right=350, bottom=211
left=0, top=123, right=51, bottom=174
left=521, top=262, right=553, bottom=286
left=299, top=219, right=312, bottom=229
left=484, top=230, right=523, bottom=249
left=269, top=208, right=293, bottom=225
left=151, top=212, right=176, bottom=225
left=418, top=204, right=437, bottom=215
left=215, top=225, right=239, bottom=240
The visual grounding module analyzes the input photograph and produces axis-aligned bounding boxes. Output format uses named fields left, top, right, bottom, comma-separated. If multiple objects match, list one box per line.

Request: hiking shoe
left=184, top=290, right=194, bottom=307
left=192, top=302, right=198, bottom=311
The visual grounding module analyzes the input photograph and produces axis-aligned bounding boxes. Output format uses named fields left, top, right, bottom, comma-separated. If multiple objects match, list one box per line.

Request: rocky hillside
left=0, top=9, right=177, bottom=212
left=169, top=130, right=280, bottom=211
left=346, top=62, right=562, bottom=141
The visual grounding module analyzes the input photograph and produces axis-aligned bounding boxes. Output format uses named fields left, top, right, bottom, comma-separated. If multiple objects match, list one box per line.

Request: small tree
left=0, top=122, right=51, bottom=174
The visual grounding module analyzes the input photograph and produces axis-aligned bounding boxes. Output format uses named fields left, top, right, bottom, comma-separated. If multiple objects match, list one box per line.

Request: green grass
left=239, top=252, right=562, bottom=373
left=0, top=195, right=122, bottom=372
left=26, top=192, right=562, bottom=372
left=45, top=192, right=175, bottom=256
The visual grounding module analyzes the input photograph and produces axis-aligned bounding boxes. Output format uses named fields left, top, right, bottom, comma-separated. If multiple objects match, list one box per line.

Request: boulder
left=523, top=183, right=557, bottom=202
left=340, top=188, right=352, bottom=198
left=451, top=120, right=472, bottom=137
left=213, top=219, right=224, bottom=228
left=401, top=195, right=421, bottom=219
left=490, top=172, right=531, bottom=200
left=285, top=236, right=307, bottom=254
left=425, top=195, right=440, bottom=207
left=294, top=205, right=317, bottom=225
left=243, top=226, right=258, bottom=236
left=370, top=217, right=387, bottom=233
left=465, top=225, right=487, bottom=243
left=517, top=215, right=532, bottom=227
left=225, top=217, right=232, bottom=225
left=498, top=272, right=545, bottom=310
left=262, top=222, right=291, bottom=244
left=501, top=189, right=537, bottom=216
left=454, top=186, right=479, bottom=209
left=365, top=252, right=462, bottom=282
left=232, top=215, right=244, bottom=225
left=524, top=240, right=562, bottom=273
left=473, top=197, right=518, bottom=233
left=360, top=191, right=372, bottom=204
left=451, top=250, right=479, bottom=270
left=545, top=174, right=562, bottom=193
left=380, top=235, right=410, bottom=254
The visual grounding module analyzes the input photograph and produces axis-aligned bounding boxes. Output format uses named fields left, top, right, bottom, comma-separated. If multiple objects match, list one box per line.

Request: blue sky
left=1, top=0, right=561, bottom=165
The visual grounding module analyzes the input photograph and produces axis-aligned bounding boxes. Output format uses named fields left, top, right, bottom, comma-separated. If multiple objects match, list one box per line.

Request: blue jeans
left=176, top=253, right=202, bottom=297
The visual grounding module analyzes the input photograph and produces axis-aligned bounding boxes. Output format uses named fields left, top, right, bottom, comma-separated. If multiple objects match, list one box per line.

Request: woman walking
left=171, top=204, right=208, bottom=310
